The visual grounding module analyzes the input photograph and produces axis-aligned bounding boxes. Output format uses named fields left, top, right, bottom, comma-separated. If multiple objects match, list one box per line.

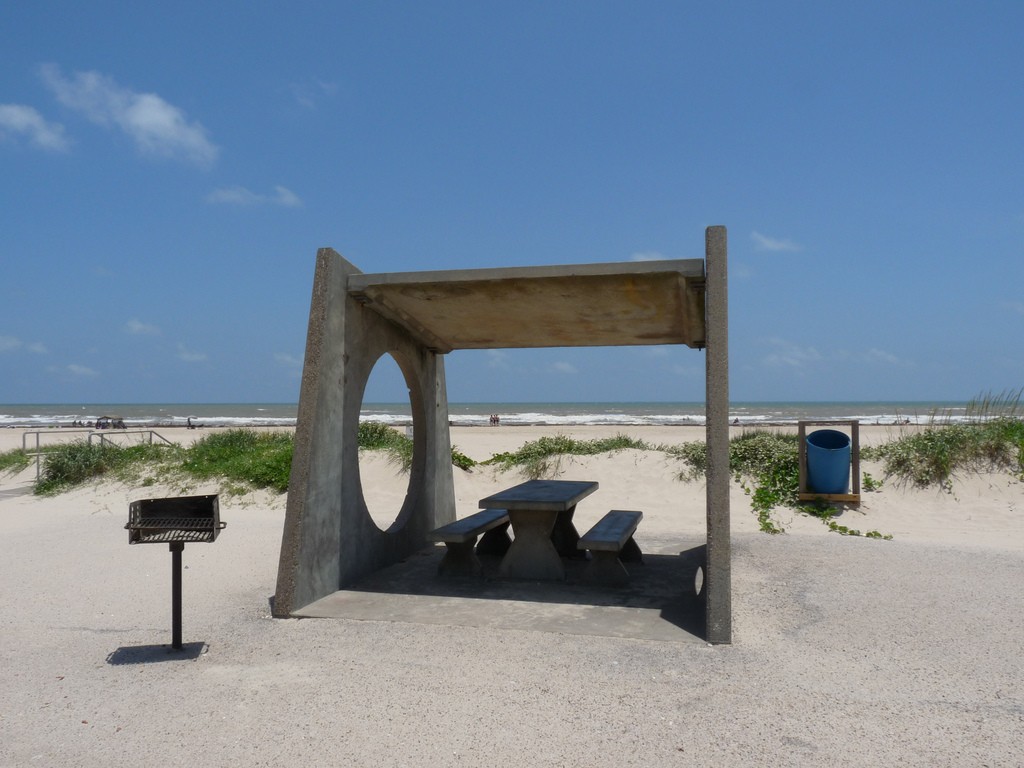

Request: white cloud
left=272, top=186, right=302, bottom=207
left=206, top=185, right=302, bottom=207
left=0, top=335, right=47, bottom=354
left=865, top=348, right=902, bottom=365
left=762, top=337, right=909, bottom=370
left=551, top=361, right=578, bottom=375
left=630, top=251, right=668, bottom=262
left=486, top=350, right=510, bottom=370
left=289, top=79, right=338, bottom=109
left=761, top=337, right=823, bottom=368
left=206, top=186, right=261, bottom=205
left=275, top=352, right=302, bottom=367
left=1003, top=301, right=1024, bottom=317
left=176, top=343, right=207, bottom=362
left=730, top=262, right=754, bottom=279
left=126, top=318, right=160, bottom=335
left=0, top=335, right=22, bottom=352
left=0, top=104, right=70, bottom=151
left=67, top=363, right=98, bottom=377
left=40, top=63, right=217, bottom=166
left=751, top=231, right=802, bottom=252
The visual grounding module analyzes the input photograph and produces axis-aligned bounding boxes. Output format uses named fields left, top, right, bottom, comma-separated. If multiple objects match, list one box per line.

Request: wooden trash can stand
left=797, top=420, right=861, bottom=505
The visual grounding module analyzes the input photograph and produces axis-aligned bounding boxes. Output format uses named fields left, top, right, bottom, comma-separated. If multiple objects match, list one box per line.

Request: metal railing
left=21, top=429, right=175, bottom=479
left=88, top=430, right=175, bottom=448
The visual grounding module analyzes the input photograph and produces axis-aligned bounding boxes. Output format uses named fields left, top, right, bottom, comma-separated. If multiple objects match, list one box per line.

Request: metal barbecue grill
left=127, top=494, right=225, bottom=544
left=125, top=494, right=225, bottom=649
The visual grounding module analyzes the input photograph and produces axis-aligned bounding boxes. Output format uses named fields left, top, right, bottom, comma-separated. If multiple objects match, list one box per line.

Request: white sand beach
left=1, top=424, right=1022, bottom=766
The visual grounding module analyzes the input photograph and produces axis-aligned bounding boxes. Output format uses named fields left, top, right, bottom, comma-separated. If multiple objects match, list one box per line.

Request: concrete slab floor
left=292, top=536, right=707, bottom=643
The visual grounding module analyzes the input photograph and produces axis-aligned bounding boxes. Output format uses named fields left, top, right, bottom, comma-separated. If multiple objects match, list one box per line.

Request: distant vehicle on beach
left=95, top=416, right=127, bottom=430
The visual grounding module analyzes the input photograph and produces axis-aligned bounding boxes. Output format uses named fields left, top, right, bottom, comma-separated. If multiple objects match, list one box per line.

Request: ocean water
left=0, top=401, right=975, bottom=429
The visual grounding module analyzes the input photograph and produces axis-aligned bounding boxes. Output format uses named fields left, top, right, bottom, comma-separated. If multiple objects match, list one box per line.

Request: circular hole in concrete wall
left=358, top=352, right=415, bottom=532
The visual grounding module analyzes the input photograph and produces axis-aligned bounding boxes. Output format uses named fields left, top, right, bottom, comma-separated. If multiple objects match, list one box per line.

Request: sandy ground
left=1, top=424, right=1022, bottom=766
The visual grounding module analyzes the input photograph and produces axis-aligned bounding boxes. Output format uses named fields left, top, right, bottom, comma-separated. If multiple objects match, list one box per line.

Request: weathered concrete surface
left=276, top=230, right=732, bottom=641
left=294, top=536, right=707, bottom=643
left=274, top=249, right=456, bottom=617
left=347, top=259, right=707, bottom=351
left=704, top=225, right=732, bottom=644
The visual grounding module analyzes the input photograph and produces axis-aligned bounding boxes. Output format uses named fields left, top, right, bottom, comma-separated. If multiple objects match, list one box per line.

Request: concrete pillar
left=704, top=225, right=732, bottom=644
left=274, top=249, right=456, bottom=617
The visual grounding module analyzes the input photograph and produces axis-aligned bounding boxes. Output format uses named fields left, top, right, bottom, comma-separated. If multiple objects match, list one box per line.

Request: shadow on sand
left=106, top=642, right=208, bottom=665
left=290, top=542, right=707, bottom=644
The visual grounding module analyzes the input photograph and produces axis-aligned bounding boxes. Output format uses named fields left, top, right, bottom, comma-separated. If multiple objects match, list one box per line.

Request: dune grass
left=0, top=448, right=31, bottom=475
left=862, top=388, right=1024, bottom=488
left=35, top=442, right=175, bottom=495
left=864, top=419, right=1024, bottom=488
left=22, top=423, right=472, bottom=496
left=180, top=429, right=294, bottom=493
left=31, top=430, right=293, bottom=496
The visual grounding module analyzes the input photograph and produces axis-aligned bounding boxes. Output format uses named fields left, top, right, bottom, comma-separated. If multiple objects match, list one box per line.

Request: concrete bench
left=429, top=508, right=511, bottom=576
left=577, top=510, right=643, bottom=586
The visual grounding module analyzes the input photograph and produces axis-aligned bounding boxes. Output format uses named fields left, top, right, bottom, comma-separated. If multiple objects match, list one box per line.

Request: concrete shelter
left=274, top=225, right=731, bottom=643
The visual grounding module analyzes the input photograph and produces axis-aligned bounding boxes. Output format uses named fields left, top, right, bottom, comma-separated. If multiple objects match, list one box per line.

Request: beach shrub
left=356, top=422, right=477, bottom=471
left=864, top=418, right=1024, bottom=487
left=358, top=421, right=413, bottom=473
left=664, top=441, right=707, bottom=480
left=668, top=430, right=890, bottom=537
left=800, top=500, right=891, bottom=539
left=0, top=448, right=31, bottom=475
left=728, top=432, right=799, bottom=534
left=451, top=447, right=476, bottom=471
left=35, top=441, right=172, bottom=495
left=862, top=471, right=881, bottom=492
left=182, top=429, right=294, bottom=493
left=483, top=434, right=649, bottom=479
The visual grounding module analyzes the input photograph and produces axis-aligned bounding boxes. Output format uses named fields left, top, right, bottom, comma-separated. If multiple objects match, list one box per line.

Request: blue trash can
left=806, top=429, right=851, bottom=494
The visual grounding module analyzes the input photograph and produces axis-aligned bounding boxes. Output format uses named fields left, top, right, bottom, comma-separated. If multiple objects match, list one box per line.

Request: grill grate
left=125, top=519, right=225, bottom=544
left=126, top=495, right=224, bottom=545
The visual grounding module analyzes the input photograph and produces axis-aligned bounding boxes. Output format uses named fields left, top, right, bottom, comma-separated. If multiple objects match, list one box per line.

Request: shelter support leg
left=704, top=225, right=732, bottom=644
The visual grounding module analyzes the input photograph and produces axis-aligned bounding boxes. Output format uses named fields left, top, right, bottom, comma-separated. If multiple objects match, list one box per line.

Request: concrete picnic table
left=479, top=479, right=598, bottom=580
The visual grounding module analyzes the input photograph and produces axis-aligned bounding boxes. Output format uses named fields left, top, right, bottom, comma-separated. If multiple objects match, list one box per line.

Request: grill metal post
left=170, top=542, right=184, bottom=650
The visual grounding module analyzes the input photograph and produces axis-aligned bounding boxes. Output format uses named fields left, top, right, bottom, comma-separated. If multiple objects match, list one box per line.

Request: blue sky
left=2, top=2, right=1022, bottom=405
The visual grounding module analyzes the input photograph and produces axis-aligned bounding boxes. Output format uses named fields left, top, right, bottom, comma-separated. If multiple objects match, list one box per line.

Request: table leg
left=499, top=509, right=564, bottom=580
left=476, top=521, right=511, bottom=557
left=551, top=505, right=584, bottom=559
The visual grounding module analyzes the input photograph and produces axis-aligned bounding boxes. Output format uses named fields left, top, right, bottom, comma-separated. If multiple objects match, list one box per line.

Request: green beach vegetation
left=0, top=448, right=31, bottom=475
left=482, top=434, right=649, bottom=479
left=2, top=392, right=1021, bottom=539
left=4, top=423, right=470, bottom=497
left=863, top=390, right=1024, bottom=489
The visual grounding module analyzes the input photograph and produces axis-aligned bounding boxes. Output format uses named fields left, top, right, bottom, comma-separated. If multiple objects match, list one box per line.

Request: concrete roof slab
left=347, top=259, right=707, bottom=352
